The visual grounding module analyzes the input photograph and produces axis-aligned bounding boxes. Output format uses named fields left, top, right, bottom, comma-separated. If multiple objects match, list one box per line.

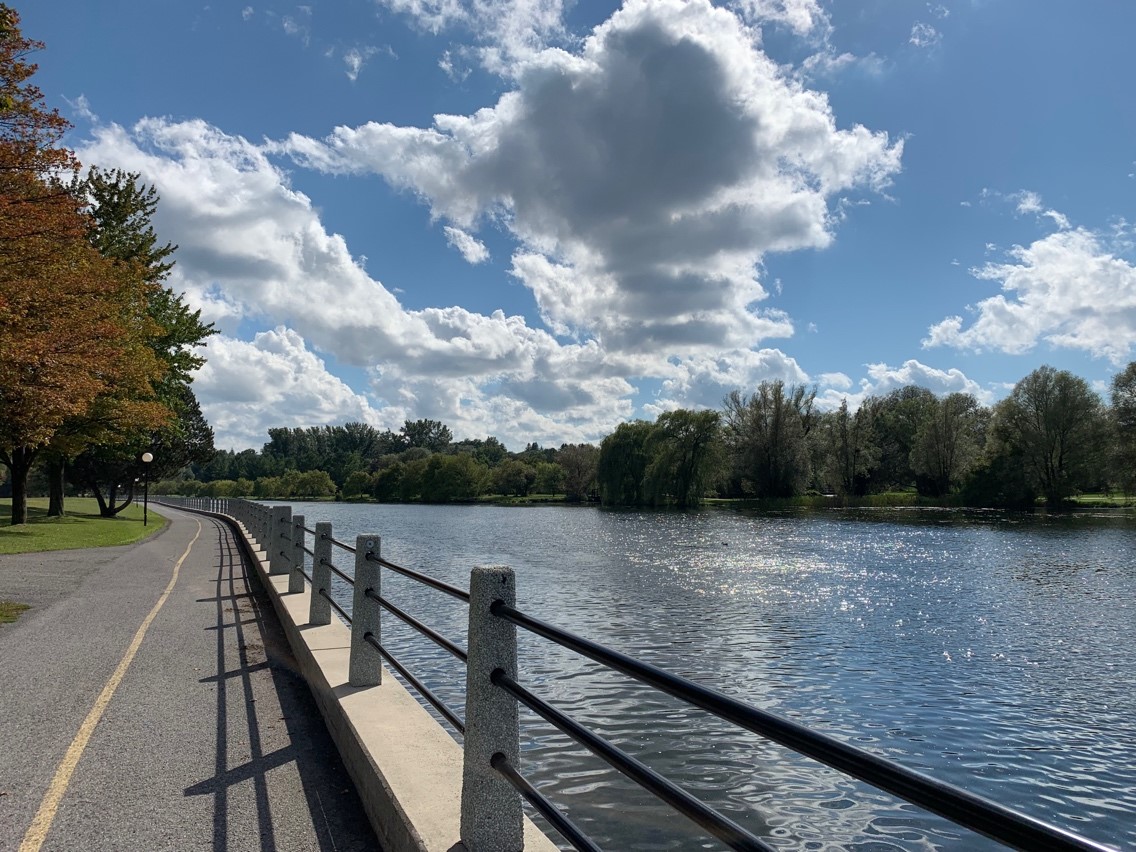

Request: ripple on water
left=297, top=502, right=1136, bottom=850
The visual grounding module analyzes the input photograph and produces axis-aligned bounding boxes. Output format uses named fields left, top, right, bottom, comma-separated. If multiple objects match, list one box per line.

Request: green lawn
left=0, top=497, right=167, bottom=555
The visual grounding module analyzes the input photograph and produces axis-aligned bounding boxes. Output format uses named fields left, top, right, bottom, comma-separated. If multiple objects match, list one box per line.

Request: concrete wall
left=205, top=508, right=558, bottom=852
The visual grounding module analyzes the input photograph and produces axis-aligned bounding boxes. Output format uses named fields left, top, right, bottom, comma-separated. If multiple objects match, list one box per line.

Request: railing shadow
left=184, top=518, right=376, bottom=852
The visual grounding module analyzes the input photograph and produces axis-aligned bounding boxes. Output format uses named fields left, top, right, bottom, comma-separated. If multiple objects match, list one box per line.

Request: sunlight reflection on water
left=294, top=502, right=1136, bottom=850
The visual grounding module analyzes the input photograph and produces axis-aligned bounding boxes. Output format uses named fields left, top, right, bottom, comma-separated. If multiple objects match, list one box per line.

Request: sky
left=21, top=0, right=1136, bottom=451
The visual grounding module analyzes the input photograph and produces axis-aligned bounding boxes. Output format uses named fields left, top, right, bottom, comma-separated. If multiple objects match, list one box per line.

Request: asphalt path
left=0, top=507, right=380, bottom=851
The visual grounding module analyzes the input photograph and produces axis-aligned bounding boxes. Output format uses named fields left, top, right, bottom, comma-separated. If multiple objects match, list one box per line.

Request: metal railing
left=155, top=496, right=1117, bottom=852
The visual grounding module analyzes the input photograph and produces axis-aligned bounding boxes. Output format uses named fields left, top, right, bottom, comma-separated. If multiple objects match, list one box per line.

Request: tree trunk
left=8, top=447, right=37, bottom=525
left=46, top=455, right=66, bottom=517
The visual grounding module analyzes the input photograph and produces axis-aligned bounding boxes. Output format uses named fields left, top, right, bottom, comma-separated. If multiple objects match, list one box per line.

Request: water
left=289, top=502, right=1136, bottom=850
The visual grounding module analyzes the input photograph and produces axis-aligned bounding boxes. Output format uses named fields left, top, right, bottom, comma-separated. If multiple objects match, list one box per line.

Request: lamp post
left=141, top=452, right=153, bottom=526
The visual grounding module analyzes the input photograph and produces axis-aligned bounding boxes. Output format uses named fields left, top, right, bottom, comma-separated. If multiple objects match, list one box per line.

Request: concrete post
left=310, top=522, right=333, bottom=625
left=270, top=505, right=291, bottom=576
left=349, top=536, right=382, bottom=687
left=460, top=566, right=522, bottom=852
left=289, top=515, right=306, bottom=594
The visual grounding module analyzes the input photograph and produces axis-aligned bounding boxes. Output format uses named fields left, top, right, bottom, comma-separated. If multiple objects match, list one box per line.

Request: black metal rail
left=300, top=544, right=315, bottom=558
left=318, top=588, right=353, bottom=624
left=491, top=602, right=1113, bottom=852
left=367, top=552, right=470, bottom=603
left=362, top=632, right=466, bottom=734
left=319, top=557, right=355, bottom=586
left=364, top=588, right=467, bottom=663
left=492, top=669, right=771, bottom=852
left=321, top=533, right=357, bottom=554
left=490, top=752, right=601, bottom=852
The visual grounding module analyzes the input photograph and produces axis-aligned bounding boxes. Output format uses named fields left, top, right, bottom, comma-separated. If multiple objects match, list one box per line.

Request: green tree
left=813, top=400, right=879, bottom=497
left=422, top=453, right=487, bottom=502
left=723, top=382, right=816, bottom=498
left=401, top=418, right=452, bottom=451
left=492, top=458, right=536, bottom=497
left=557, top=443, right=599, bottom=502
left=910, top=393, right=987, bottom=497
left=991, top=365, right=1107, bottom=505
left=1111, top=362, right=1136, bottom=494
left=644, top=409, right=722, bottom=508
left=533, top=461, right=566, bottom=495
left=859, top=386, right=936, bottom=493
left=596, top=421, right=656, bottom=506
left=59, top=169, right=214, bottom=516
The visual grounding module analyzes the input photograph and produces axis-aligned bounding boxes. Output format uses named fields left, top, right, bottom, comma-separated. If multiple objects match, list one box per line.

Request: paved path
left=0, top=507, right=380, bottom=852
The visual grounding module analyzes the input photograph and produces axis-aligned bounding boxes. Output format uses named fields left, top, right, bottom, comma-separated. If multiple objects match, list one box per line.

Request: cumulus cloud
left=444, top=225, right=490, bottom=263
left=925, top=225, right=1136, bottom=364
left=817, top=359, right=990, bottom=410
left=279, top=0, right=901, bottom=358
left=195, top=329, right=386, bottom=450
left=75, top=117, right=642, bottom=448
left=645, top=348, right=810, bottom=416
left=73, top=1, right=904, bottom=449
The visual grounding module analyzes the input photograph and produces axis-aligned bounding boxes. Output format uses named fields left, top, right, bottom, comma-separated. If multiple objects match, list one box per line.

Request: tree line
left=0, top=7, right=214, bottom=524
left=159, top=362, right=1136, bottom=509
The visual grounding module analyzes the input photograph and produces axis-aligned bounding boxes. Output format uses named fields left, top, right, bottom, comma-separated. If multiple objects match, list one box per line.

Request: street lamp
left=141, top=452, right=154, bottom=526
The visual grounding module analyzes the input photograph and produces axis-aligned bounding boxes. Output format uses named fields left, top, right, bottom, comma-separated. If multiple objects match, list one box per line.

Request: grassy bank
left=0, top=600, right=30, bottom=624
left=0, top=497, right=166, bottom=555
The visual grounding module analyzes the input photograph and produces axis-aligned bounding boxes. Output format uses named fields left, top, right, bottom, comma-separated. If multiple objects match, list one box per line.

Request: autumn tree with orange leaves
left=0, top=5, right=169, bottom=524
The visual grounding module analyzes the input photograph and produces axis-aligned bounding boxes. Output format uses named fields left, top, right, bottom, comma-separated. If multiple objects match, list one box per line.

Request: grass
left=0, top=600, right=31, bottom=624
left=0, top=497, right=166, bottom=555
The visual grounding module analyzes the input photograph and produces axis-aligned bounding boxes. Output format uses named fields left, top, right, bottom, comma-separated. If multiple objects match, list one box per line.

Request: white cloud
left=909, top=22, right=940, bottom=48
left=344, top=46, right=379, bottom=81
left=378, top=0, right=570, bottom=72
left=817, top=359, right=990, bottom=410
left=925, top=225, right=1136, bottom=364
left=732, top=0, right=831, bottom=36
left=645, top=348, right=809, bottom=416
left=443, top=225, right=490, bottom=263
left=1011, top=189, right=1070, bottom=229
left=280, top=0, right=901, bottom=358
left=195, top=329, right=386, bottom=450
left=242, top=6, right=254, bottom=21
left=74, top=117, right=647, bottom=449
left=71, top=1, right=904, bottom=450
left=927, top=3, right=949, bottom=20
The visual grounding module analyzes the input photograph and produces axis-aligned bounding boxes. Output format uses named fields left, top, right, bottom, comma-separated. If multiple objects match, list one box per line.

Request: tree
left=644, top=409, right=722, bottom=508
left=0, top=7, right=144, bottom=524
left=596, top=421, right=656, bottom=506
left=533, top=461, right=566, bottom=495
left=991, top=366, right=1107, bottom=505
left=1111, top=362, right=1136, bottom=494
left=558, top=443, right=599, bottom=502
left=722, top=382, right=816, bottom=498
left=814, top=399, right=878, bottom=497
left=59, top=170, right=214, bottom=516
left=859, top=386, right=936, bottom=493
left=401, top=418, right=452, bottom=451
left=492, top=459, right=536, bottom=497
left=910, top=393, right=987, bottom=497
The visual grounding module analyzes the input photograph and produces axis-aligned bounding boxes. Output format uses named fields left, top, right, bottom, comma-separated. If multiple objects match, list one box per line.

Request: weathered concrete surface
left=0, top=509, right=379, bottom=852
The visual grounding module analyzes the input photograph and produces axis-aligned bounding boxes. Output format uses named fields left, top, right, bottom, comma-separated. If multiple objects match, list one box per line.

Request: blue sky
left=23, top=0, right=1136, bottom=450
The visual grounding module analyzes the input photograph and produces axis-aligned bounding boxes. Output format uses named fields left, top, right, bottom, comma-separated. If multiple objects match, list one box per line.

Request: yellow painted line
left=19, top=519, right=204, bottom=852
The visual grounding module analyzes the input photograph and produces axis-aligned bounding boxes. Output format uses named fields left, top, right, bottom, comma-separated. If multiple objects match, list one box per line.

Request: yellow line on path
left=19, top=519, right=204, bottom=852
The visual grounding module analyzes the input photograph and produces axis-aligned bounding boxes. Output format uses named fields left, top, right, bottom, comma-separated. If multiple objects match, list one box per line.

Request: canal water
left=290, top=502, right=1136, bottom=850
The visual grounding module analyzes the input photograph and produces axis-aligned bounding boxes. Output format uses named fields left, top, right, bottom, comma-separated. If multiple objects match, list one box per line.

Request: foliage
left=722, top=382, right=816, bottom=498
left=1112, top=362, right=1136, bottom=494
left=557, top=443, right=599, bottom=502
left=644, top=409, right=722, bottom=507
left=990, top=366, right=1107, bottom=505
left=596, top=421, right=656, bottom=506
left=910, top=393, right=986, bottom=497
